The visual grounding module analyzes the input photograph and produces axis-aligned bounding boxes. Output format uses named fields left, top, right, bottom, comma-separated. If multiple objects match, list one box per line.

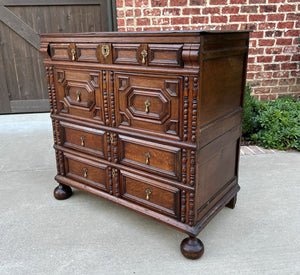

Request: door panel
left=0, top=1, right=116, bottom=114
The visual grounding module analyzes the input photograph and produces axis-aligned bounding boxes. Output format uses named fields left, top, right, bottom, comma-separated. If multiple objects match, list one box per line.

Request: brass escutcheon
left=102, top=44, right=110, bottom=58
left=83, top=167, right=88, bottom=178
left=80, top=136, right=85, bottom=147
left=110, top=133, right=114, bottom=144
left=141, top=49, right=147, bottom=64
left=145, top=188, right=152, bottom=201
left=145, top=152, right=151, bottom=165
left=112, top=168, right=116, bottom=178
left=144, top=99, right=151, bottom=113
left=76, top=90, right=81, bottom=102
left=71, top=48, right=76, bottom=61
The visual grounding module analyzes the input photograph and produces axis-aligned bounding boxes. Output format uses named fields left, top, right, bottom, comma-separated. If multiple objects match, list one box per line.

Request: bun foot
left=54, top=184, right=72, bottom=200
left=226, top=194, right=237, bottom=209
left=180, top=236, right=204, bottom=260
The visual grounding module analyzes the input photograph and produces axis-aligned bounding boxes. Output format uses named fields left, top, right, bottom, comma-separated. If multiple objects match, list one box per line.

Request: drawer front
left=120, top=170, right=180, bottom=219
left=115, top=72, right=183, bottom=138
left=112, top=44, right=146, bottom=65
left=64, top=153, right=109, bottom=192
left=119, top=135, right=181, bottom=181
left=49, top=43, right=72, bottom=61
left=54, top=68, right=104, bottom=123
left=148, top=44, right=183, bottom=67
left=61, top=121, right=106, bottom=158
left=76, top=43, right=98, bottom=63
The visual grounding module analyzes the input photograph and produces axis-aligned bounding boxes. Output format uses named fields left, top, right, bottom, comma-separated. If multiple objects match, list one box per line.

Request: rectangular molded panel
left=76, top=44, right=98, bottom=63
left=196, top=134, right=240, bottom=211
left=50, top=43, right=70, bottom=61
left=148, top=44, right=183, bottom=67
left=113, top=44, right=141, bottom=65
left=120, top=170, right=180, bottom=219
left=61, top=121, right=106, bottom=158
left=119, top=135, right=181, bottom=181
left=199, top=54, right=245, bottom=127
left=64, top=153, right=109, bottom=192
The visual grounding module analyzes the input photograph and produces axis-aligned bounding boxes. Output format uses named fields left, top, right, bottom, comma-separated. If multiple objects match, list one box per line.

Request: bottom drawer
left=120, top=170, right=180, bottom=219
left=64, top=153, right=109, bottom=192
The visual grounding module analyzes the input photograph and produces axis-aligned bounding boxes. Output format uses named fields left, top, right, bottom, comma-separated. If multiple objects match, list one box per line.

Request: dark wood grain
left=41, top=30, right=250, bottom=259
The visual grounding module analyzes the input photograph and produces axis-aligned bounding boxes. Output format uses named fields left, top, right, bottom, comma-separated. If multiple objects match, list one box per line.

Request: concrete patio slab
left=0, top=113, right=299, bottom=275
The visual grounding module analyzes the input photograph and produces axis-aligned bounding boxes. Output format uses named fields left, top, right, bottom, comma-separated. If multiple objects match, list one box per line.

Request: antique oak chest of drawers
left=40, top=31, right=250, bottom=259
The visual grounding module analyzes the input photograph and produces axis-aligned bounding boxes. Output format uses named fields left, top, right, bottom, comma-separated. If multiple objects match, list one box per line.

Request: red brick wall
left=116, top=0, right=300, bottom=100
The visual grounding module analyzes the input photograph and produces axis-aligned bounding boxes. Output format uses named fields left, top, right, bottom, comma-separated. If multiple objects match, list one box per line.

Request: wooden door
left=0, top=0, right=116, bottom=114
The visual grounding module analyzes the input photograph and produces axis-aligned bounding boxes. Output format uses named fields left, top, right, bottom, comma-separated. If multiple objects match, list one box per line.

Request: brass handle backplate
left=80, top=136, right=85, bottom=147
left=141, top=49, right=147, bottom=64
left=110, top=133, right=114, bottom=144
left=83, top=167, right=88, bottom=178
left=71, top=48, right=76, bottom=61
left=145, top=99, right=151, bottom=113
left=112, top=168, right=116, bottom=178
left=102, top=44, right=110, bottom=58
left=145, top=152, right=151, bottom=165
left=145, top=188, right=152, bottom=201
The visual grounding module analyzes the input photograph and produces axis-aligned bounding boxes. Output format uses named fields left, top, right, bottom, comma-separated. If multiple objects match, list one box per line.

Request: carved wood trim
left=114, top=168, right=120, bottom=197
left=190, top=150, right=195, bottom=186
left=103, top=71, right=109, bottom=125
left=181, top=190, right=186, bottom=223
left=45, top=67, right=53, bottom=114
left=108, top=166, right=113, bottom=195
left=188, top=192, right=195, bottom=226
left=107, top=132, right=112, bottom=162
left=183, top=76, right=189, bottom=142
left=113, top=133, right=118, bottom=163
left=110, top=71, right=116, bottom=127
left=191, top=76, right=198, bottom=142
left=182, top=148, right=187, bottom=184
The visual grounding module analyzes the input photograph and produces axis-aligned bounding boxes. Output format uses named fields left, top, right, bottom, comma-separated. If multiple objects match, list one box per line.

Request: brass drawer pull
left=141, top=49, right=147, bottom=64
left=80, top=136, right=85, bottom=147
left=145, top=152, right=151, bottom=165
left=76, top=90, right=81, bottom=102
left=71, top=48, right=76, bottom=61
left=145, top=188, right=152, bottom=201
left=145, top=100, right=151, bottom=113
left=83, top=167, right=88, bottom=178
left=112, top=168, right=116, bottom=178
left=110, top=133, right=114, bottom=144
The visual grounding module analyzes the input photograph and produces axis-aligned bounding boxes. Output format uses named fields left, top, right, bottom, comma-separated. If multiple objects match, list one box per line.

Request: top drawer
left=49, top=43, right=186, bottom=68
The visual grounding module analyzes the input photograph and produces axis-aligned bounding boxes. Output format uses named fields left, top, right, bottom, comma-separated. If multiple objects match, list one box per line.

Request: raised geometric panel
left=90, top=74, right=99, bottom=87
left=127, top=88, right=170, bottom=124
left=166, top=120, right=179, bottom=135
left=65, top=80, right=95, bottom=109
left=118, top=76, right=130, bottom=91
left=165, top=80, right=179, bottom=96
